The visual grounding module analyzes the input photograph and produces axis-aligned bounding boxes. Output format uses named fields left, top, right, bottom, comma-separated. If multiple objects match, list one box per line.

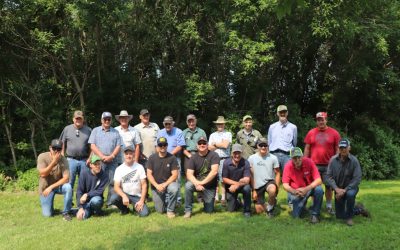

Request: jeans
left=40, top=183, right=72, bottom=217
left=272, top=152, right=291, bottom=172
left=335, top=187, right=359, bottom=220
left=152, top=182, right=179, bottom=213
left=102, top=162, right=117, bottom=205
left=226, top=184, right=251, bottom=213
left=81, top=196, right=104, bottom=219
left=185, top=181, right=216, bottom=213
left=110, top=193, right=149, bottom=217
left=218, top=158, right=226, bottom=182
left=288, top=186, right=324, bottom=217
left=67, top=157, right=88, bottom=189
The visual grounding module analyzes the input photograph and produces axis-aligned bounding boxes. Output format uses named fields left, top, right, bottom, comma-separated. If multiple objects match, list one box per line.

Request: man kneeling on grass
left=110, top=146, right=149, bottom=217
left=76, top=155, right=109, bottom=220
left=326, top=139, right=370, bottom=226
left=282, top=147, right=323, bottom=224
left=37, top=139, right=72, bottom=221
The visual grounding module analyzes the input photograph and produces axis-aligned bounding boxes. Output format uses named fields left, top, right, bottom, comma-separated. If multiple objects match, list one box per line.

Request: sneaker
left=120, top=209, right=129, bottom=215
left=266, top=209, right=274, bottom=219
left=63, top=213, right=72, bottom=222
left=327, top=207, right=335, bottom=215
left=346, top=218, right=354, bottom=226
left=310, top=215, right=320, bottom=224
left=243, top=212, right=251, bottom=218
left=167, top=212, right=176, bottom=219
left=355, top=203, right=370, bottom=218
left=183, top=212, right=192, bottom=219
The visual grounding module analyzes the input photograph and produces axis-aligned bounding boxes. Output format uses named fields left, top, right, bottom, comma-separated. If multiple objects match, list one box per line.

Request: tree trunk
left=1, top=107, right=17, bottom=170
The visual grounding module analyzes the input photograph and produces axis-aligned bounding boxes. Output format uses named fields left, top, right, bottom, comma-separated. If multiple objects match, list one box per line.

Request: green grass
left=0, top=180, right=399, bottom=250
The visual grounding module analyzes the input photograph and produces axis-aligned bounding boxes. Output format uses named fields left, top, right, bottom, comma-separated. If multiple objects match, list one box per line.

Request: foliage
left=16, top=168, right=38, bottom=191
left=0, top=173, right=13, bottom=191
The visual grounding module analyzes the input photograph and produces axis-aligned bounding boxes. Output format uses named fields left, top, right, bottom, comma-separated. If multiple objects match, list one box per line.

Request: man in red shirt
left=304, top=112, right=340, bottom=214
left=283, top=147, right=323, bottom=223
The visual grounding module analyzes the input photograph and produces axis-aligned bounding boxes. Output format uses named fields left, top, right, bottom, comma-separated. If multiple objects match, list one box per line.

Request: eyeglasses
left=164, top=123, right=171, bottom=126
left=158, top=143, right=168, bottom=147
left=258, top=144, right=268, bottom=148
left=197, top=142, right=207, bottom=146
left=103, top=118, right=111, bottom=121
left=75, top=130, right=80, bottom=137
left=52, top=147, right=62, bottom=152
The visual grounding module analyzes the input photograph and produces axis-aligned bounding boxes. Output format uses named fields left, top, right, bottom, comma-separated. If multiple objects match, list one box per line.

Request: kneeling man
left=110, top=146, right=149, bottom=217
left=147, top=137, right=179, bottom=218
left=283, top=147, right=323, bottom=223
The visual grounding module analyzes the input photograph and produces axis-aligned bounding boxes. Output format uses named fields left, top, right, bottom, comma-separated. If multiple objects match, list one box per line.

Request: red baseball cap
left=316, top=112, right=328, bottom=119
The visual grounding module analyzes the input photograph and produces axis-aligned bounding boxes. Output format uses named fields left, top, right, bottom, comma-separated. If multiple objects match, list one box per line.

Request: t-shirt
left=208, top=130, right=232, bottom=158
left=282, top=157, right=321, bottom=189
left=115, top=125, right=142, bottom=163
left=304, top=127, right=340, bottom=165
left=222, top=158, right=251, bottom=189
left=59, top=124, right=92, bottom=158
left=248, top=153, right=279, bottom=189
left=114, top=162, right=146, bottom=196
left=146, top=152, right=179, bottom=189
left=37, top=152, right=69, bottom=194
left=187, top=150, right=220, bottom=189
left=134, top=122, right=159, bottom=158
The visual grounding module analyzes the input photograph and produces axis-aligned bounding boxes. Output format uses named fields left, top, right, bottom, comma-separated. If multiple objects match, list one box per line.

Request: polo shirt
left=268, top=121, right=297, bottom=152
left=208, top=130, right=232, bottom=158
left=183, top=127, right=207, bottom=152
left=282, top=157, right=321, bottom=189
left=59, top=124, right=92, bottom=158
left=157, top=127, right=186, bottom=155
left=304, top=127, right=340, bottom=165
left=222, top=158, right=251, bottom=189
left=134, top=122, right=159, bottom=158
left=88, top=126, right=122, bottom=162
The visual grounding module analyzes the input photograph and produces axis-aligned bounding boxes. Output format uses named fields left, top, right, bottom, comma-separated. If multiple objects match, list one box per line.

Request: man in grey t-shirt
left=60, top=110, right=92, bottom=192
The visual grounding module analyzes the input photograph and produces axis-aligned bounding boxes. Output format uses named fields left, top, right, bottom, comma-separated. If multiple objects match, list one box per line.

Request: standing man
left=146, top=137, right=179, bottom=218
left=268, top=105, right=297, bottom=171
left=183, top=114, right=207, bottom=168
left=208, top=116, right=232, bottom=205
left=236, top=115, right=262, bottom=159
left=222, top=144, right=252, bottom=217
left=59, top=110, right=92, bottom=194
left=282, top=147, right=323, bottom=223
left=37, top=139, right=72, bottom=221
left=326, top=139, right=369, bottom=226
left=110, top=146, right=149, bottom=217
left=115, top=110, right=141, bottom=164
left=88, top=111, right=122, bottom=206
left=304, top=111, right=340, bottom=214
left=184, top=136, right=219, bottom=218
left=76, top=154, right=109, bottom=220
left=248, top=138, right=280, bottom=217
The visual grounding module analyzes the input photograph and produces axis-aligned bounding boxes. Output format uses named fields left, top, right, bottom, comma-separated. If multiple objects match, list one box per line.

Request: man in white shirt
left=115, top=110, right=141, bottom=164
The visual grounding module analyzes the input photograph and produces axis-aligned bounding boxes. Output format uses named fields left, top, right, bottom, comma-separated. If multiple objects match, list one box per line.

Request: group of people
left=37, top=106, right=369, bottom=225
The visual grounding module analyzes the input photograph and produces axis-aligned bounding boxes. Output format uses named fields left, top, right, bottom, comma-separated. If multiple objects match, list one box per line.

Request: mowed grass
left=0, top=180, right=399, bottom=250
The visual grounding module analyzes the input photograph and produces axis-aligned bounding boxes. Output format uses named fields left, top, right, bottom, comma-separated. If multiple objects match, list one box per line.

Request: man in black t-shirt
left=184, top=136, right=219, bottom=218
left=147, top=137, right=179, bottom=218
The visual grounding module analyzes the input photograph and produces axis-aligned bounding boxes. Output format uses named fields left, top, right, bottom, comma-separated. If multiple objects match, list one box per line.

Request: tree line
left=1, top=0, right=399, bottom=180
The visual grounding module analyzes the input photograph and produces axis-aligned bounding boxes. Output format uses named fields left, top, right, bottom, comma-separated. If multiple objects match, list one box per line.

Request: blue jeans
left=335, top=187, right=359, bottom=220
left=40, top=183, right=72, bottom=217
left=272, top=152, right=290, bottom=172
left=185, top=181, right=216, bottom=213
left=110, top=193, right=149, bottom=217
left=288, top=186, right=324, bottom=217
left=67, top=157, right=88, bottom=189
left=152, top=182, right=179, bottom=213
left=226, top=184, right=251, bottom=213
left=81, top=196, right=104, bottom=219
left=102, top=162, right=117, bottom=205
left=218, top=158, right=226, bottom=182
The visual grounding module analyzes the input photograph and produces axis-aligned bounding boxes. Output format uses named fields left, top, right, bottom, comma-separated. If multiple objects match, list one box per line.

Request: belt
left=270, top=149, right=289, bottom=155
left=68, top=156, right=88, bottom=161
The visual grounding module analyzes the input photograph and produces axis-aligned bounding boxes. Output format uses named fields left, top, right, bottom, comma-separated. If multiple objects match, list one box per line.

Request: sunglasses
left=258, top=144, right=268, bottom=148
left=164, top=123, right=171, bottom=126
left=75, top=130, right=80, bottom=137
left=52, top=147, right=62, bottom=152
left=158, top=143, right=168, bottom=147
left=103, top=118, right=111, bottom=121
left=197, top=142, right=207, bottom=145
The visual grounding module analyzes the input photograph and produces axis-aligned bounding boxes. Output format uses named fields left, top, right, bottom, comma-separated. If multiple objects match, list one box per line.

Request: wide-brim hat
left=213, top=116, right=227, bottom=124
left=115, top=110, right=133, bottom=120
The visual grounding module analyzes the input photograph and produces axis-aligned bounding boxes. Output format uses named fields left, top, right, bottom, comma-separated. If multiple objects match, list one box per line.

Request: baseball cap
left=277, top=105, right=288, bottom=112
left=90, top=154, right=102, bottom=164
left=73, top=110, right=84, bottom=119
left=140, top=109, right=149, bottom=115
left=257, top=137, right=268, bottom=145
left=290, top=147, right=303, bottom=158
left=157, top=137, right=168, bottom=145
left=242, top=115, right=252, bottom=122
left=316, top=112, right=328, bottom=119
left=232, top=144, right=243, bottom=153
left=51, top=139, right=63, bottom=149
left=187, top=114, right=196, bottom=121
left=123, top=145, right=135, bottom=152
left=339, top=138, right=350, bottom=148
left=197, top=136, right=208, bottom=143
left=101, top=112, right=112, bottom=119
left=163, top=116, right=174, bottom=123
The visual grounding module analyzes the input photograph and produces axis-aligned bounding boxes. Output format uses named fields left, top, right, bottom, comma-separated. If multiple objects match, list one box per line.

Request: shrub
left=0, top=172, right=13, bottom=191
left=16, top=168, right=38, bottom=191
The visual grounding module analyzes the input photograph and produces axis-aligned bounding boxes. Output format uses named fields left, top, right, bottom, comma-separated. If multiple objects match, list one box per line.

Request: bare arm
left=171, top=146, right=182, bottom=156
left=198, top=164, right=218, bottom=186
left=134, top=144, right=140, bottom=163
left=304, top=144, right=311, bottom=157
left=90, top=144, right=106, bottom=159
left=274, top=168, right=281, bottom=190
left=38, top=152, right=61, bottom=177
left=186, top=169, right=200, bottom=186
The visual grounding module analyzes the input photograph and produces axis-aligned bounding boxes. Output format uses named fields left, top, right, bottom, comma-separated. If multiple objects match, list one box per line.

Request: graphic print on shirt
left=121, top=169, right=138, bottom=184
left=315, top=132, right=328, bottom=146
left=198, top=159, right=209, bottom=181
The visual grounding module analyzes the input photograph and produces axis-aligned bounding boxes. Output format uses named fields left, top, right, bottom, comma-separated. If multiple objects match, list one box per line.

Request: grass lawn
left=0, top=180, right=399, bottom=250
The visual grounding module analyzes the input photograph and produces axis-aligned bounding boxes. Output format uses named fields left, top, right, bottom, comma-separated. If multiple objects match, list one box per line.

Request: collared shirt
left=236, top=129, right=262, bottom=159
left=115, top=125, right=142, bottom=163
left=248, top=152, right=279, bottom=189
left=183, top=127, right=207, bottom=152
left=208, top=130, right=232, bottom=158
left=88, top=126, right=122, bottom=163
left=326, top=154, right=362, bottom=191
left=222, top=157, right=251, bottom=189
left=134, top=122, right=160, bottom=158
left=157, top=127, right=186, bottom=155
left=268, top=121, right=297, bottom=152
left=282, top=157, right=321, bottom=189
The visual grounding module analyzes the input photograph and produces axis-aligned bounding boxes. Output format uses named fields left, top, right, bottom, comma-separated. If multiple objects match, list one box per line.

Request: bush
left=0, top=172, right=14, bottom=191
left=16, top=168, right=38, bottom=191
